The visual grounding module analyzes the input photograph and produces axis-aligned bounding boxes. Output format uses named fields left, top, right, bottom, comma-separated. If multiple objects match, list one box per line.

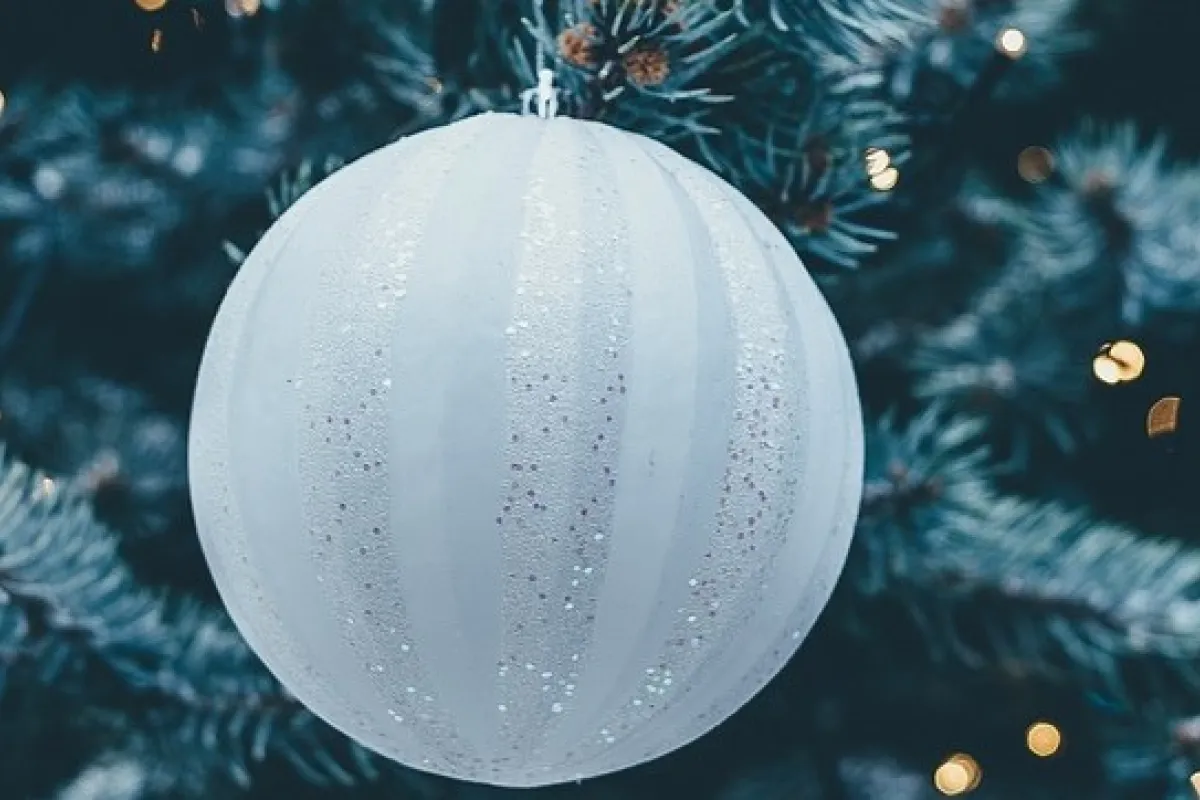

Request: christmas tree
left=1, top=0, right=1199, bottom=797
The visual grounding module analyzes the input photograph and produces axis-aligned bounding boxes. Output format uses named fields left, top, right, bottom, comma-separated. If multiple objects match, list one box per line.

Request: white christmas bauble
left=188, top=111, right=863, bottom=788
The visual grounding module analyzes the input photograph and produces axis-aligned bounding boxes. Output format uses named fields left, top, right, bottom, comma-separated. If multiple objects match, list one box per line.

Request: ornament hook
left=521, top=68, right=560, bottom=119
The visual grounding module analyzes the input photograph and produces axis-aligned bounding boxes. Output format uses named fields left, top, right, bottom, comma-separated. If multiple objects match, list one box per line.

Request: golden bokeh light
left=1017, top=146, right=1054, bottom=183
left=870, top=167, right=900, bottom=191
left=226, top=0, right=261, bottom=16
left=1147, top=396, right=1181, bottom=438
left=150, top=29, right=163, bottom=52
left=134, top=0, right=168, bottom=10
left=1108, top=340, right=1146, bottom=379
left=1190, top=771, right=1200, bottom=796
left=1092, top=354, right=1120, bottom=385
left=866, top=147, right=891, bottom=177
left=1025, top=721, right=1062, bottom=757
left=1093, top=340, right=1145, bottom=384
left=997, top=27, right=1028, bottom=58
left=934, top=754, right=981, bottom=796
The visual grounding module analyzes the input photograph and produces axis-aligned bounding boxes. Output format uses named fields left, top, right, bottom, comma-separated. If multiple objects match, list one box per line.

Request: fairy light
left=134, top=0, right=168, bottom=10
left=865, top=147, right=891, bottom=177
left=934, top=754, right=981, bottom=795
left=1092, top=355, right=1120, bottom=385
left=226, top=0, right=261, bottom=16
left=865, top=148, right=898, bottom=190
left=150, top=29, right=163, bottom=52
left=1018, top=146, right=1054, bottom=183
left=1093, top=340, right=1145, bottom=384
left=1190, top=771, right=1200, bottom=796
left=0, top=89, right=6, bottom=118
left=1107, top=340, right=1145, bottom=380
left=871, top=167, right=900, bottom=191
left=1025, top=721, right=1062, bottom=757
left=997, top=27, right=1028, bottom=58
left=1147, top=396, right=1181, bottom=438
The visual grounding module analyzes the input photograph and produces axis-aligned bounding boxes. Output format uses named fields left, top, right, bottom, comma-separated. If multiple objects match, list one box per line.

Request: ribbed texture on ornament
left=188, top=111, right=863, bottom=788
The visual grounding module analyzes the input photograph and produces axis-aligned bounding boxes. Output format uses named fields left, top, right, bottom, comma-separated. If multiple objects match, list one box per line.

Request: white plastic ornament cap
left=188, top=111, right=864, bottom=788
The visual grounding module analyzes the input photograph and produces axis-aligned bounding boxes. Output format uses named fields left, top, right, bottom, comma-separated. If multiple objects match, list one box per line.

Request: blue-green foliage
left=0, top=453, right=374, bottom=794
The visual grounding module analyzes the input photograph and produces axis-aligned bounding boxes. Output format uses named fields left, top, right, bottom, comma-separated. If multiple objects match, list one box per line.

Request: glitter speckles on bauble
left=187, top=111, right=864, bottom=788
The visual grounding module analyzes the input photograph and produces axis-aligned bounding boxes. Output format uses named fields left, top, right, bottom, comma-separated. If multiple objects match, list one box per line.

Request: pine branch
left=0, top=1, right=414, bottom=304
left=844, top=410, right=1200, bottom=709
left=519, top=0, right=746, bottom=139
left=1016, top=123, right=1200, bottom=338
left=294, top=2, right=913, bottom=272
left=131, top=606, right=378, bottom=790
left=698, top=91, right=909, bottom=269
left=0, top=457, right=168, bottom=687
left=909, top=283, right=1105, bottom=454
left=0, top=451, right=377, bottom=792
left=54, top=755, right=150, bottom=800
left=0, top=375, right=187, bottom=540
left=910, top=124, right=1200, bottom=454
left=749, top=0, right=1087, bottom=114
left=366, top=0, right=522, bottom=134
left=224, top=156, right=344, bottom=266
left=845, top=409, right=991, bottom=605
